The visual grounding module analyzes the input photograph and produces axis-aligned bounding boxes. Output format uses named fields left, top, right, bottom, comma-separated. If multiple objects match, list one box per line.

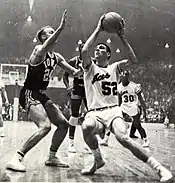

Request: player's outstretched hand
left=59, top=9, right=67, bottom=30
left=96, top=14, right=106, bottom=31
left=117, top=19, right=125, bottom=37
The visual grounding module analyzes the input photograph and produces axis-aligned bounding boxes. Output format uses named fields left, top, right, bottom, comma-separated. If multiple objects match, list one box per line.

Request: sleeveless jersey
left=84, top=61, right=120, bottom=110
left=118, top=81, right=141, bottom=116
left=72, top=56, right=84, bottom=89
left=69, top=56, right=85, bottom=97
left=24, top=52, right=58, bottom=91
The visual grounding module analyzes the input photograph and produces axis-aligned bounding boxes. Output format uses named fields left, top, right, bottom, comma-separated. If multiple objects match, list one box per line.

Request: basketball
left=102, top=12, right=124, bottom=33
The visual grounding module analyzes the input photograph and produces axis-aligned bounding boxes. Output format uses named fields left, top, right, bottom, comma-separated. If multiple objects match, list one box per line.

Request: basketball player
left=80, top=14, right=173, bottom=182
left=63, top=42, right=88, bottom=153
left=118, top=70, right=150, bottom=146
left=100, top=71, right=150, bottom=147
left=0, top=80, right=9, bottom=137
left=164, top=96, right=175, bottom=128
left=6, top=10, right=82, bottom=172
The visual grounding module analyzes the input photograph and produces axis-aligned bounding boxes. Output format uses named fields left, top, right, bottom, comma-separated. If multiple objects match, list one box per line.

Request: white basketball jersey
left=118, top=81, right=141, bottom=116
left=84, top=62, right=120, bottom=110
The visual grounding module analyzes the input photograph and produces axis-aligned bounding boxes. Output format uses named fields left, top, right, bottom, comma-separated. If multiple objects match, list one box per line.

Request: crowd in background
left=127, top=60, right=174, bottom=123
left=1, top=58, right=174, bottom=123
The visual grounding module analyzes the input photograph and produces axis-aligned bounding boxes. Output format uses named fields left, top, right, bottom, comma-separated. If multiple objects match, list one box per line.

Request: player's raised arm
left=29, top=10, right=67, bottom=65
left=117, top=28, right=138, bottom=63
left=82, top=14, right=105, bottom=70
left=40, top=10, right=67, bottom=54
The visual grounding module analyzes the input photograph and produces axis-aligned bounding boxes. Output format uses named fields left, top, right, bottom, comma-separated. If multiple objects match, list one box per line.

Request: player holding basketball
left=63, top=42, right=88, bottom=153
left=6, top=10, right=82, bottom=172
left=80, top=14, right=173, bottom=182
left=0, top=79, right=9, bottom=137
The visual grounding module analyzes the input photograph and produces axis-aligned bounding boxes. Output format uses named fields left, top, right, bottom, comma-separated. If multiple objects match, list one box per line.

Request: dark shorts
left=19, top=88, right=50, bottom=110
left=71, top=87, right=86, bottom=99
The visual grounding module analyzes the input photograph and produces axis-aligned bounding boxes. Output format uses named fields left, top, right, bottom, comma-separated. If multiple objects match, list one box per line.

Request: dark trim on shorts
left=88, top=104, right=119, bottom=113
left=19, top=87, right=50, bottom=111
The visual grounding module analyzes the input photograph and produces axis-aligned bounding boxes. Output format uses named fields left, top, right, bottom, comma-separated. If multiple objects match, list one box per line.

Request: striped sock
left=17, top=151, right=25, bottom=161
left=49, top=150, right=56, bottom=158
left=147, top=156, right=161, bottom=171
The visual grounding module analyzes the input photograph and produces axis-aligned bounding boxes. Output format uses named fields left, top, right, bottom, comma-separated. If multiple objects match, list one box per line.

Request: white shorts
left=85, top=106, right=123, bottom=129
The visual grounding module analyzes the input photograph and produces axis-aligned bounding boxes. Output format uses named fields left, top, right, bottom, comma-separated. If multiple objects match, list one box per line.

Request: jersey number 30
left=102, top=81, right=118, bottom=95
left=123, top=95, right=134, bottom=102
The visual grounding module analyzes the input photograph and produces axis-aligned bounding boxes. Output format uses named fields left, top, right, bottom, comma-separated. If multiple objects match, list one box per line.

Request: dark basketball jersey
left=69, top=56, right=85, bottom=97
left=24, top=52, right=58, bottom=91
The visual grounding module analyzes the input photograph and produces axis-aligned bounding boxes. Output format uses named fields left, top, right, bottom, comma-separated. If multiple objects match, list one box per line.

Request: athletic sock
left=49, top=150, right=56, bottom=158
left=17, top=151, right=25, bottom=161
left=147, top=156, right=161, bottom=171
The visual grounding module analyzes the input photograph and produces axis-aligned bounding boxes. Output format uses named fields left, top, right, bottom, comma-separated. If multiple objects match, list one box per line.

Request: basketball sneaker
left=157, top=165, right=173, bottom=182
left=45, top=156, right=69, bottom=168
left=164, top=117, right=170, bottom=128
left=68, top=139, right=76, bottom=153
left=142, top=137, right=150, bottom=147
left=81, top=157, right=105, bottom=175
left=6, top=154, right=26, bottom=172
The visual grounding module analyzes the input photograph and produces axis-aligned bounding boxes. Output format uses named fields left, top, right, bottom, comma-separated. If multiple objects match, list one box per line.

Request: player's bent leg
left=21, top=104, right=51, bottom=154
left=6, top=104, right=51, bottom=172
left=44, top=101, right=69, bottom=167
left=111, top=117, right=173, bottom=182
left=68, top=98, right=82, bottom=153
left=81, top=118, right=105, bottom=175
left=68, top=124, right=76, bottom=153
left=133, top=114, right=150, bottom=147
left=129, top=123, right=138, bottom=138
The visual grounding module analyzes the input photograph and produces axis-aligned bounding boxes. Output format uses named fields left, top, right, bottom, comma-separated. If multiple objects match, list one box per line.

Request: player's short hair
left=36, top=25, right=53, bottom=43
left=96, top=43, right=111, bottom=60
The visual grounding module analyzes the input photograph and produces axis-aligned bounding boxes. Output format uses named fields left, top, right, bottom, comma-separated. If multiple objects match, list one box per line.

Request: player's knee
left=81, top=122, right=94, bottom=136
left=112, top=118, right=127, bottom=134
left=59, top=121, right=69, bottom=131
left=69, top=116, right=79, bottom=126
left=39, top=121, right=51, bottom=135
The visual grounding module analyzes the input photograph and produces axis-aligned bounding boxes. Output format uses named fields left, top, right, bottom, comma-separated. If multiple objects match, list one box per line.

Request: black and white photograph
left=0, top=0, right=174, bottom=182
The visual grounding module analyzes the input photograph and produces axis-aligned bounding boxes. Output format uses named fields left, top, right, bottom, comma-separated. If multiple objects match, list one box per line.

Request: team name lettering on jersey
left=43, top=58, right=57, bottom=68
left=120, top=90, right=128, bottom=96
left=92, top=73, right=110, bottom=84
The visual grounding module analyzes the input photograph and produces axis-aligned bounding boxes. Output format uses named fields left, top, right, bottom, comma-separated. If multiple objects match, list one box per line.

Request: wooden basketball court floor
left=0, top=121, right=174, bottom=182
